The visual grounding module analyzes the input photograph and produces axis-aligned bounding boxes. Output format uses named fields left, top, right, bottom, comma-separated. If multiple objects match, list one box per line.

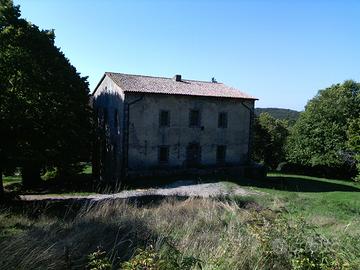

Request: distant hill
left=255, top=108, right=300, bottom=122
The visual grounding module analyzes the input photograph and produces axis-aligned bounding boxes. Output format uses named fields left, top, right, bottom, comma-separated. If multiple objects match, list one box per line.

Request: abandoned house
left=92, top=72, right=257, bottom=182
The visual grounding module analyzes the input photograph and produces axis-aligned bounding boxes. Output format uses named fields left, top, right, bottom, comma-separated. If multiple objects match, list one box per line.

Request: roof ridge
left=106, top=71, right=219, bottom=84
left=106, top=72, right=173, bottom=81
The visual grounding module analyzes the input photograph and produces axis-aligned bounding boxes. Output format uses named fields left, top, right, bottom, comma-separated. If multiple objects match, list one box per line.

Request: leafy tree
left=252, top=113, right=289, bottom=169
left=347, top=118, right=360, bottom=180
left=286, top=80, right=360, bottom=178
left=0, top=0, right=92, bottom=191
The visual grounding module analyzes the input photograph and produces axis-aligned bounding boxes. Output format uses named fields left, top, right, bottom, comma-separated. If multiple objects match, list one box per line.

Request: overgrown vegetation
left=1, top=188, right=359, bottom=269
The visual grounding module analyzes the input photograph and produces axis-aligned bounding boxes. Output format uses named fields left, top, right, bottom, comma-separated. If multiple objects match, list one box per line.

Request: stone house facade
left=92, top=72, right=257, bottom=182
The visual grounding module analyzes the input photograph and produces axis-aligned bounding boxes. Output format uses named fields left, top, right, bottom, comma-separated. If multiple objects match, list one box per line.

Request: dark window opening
left=103, top=108, right=108, bottom=129
left=189, top=110, right=200, bottom=127
left=218, top=112, right=228, bottom=128
left=114, top=109, right=119, bottom=131
left=216, top=145, right=226, bottom=164
left=186, top=143, right=201, bottom=167
left=158, top=146, right=169, bottom=164
left=96, top=108, right=101, bottom=127
left=113, top=143, right=117, bottom=162
left=159, top=110, right=170, bottom=127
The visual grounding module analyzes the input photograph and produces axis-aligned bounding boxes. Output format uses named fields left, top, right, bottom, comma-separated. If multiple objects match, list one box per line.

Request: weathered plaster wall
left=126, top=93, right=254, bottom=171
left=93, top=75, right=125, bottom=181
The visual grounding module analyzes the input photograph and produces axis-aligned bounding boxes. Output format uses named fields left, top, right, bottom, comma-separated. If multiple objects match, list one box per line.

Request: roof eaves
left=91, top=73, right=107, bottom=96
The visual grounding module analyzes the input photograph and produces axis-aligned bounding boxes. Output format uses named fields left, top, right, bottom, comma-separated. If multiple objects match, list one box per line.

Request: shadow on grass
left=227, top=174, right=360, bottom=193
left=2, top=195, right=191, bottom=219
left=0, top=207, right=159, bottom=269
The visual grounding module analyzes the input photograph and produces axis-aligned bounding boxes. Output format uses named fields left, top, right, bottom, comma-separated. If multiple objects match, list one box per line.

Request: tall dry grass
left=0, top=197, right=359, bottom=269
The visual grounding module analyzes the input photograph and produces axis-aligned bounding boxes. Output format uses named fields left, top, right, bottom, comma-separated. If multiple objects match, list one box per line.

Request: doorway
left=186, top=143, right=201, bottom=167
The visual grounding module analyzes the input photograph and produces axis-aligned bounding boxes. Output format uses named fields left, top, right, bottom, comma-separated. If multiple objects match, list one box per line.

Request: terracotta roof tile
left=105, top=72, right=257, bottom=100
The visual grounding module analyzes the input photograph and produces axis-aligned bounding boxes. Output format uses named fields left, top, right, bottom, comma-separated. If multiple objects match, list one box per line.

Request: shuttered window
left=158, top=146, right=170, bottom=163
left=189, top=110, right=200, bottom=127
left=159, top=110, right=170, bottom=127
left=218, top=112, right=228, bottom=128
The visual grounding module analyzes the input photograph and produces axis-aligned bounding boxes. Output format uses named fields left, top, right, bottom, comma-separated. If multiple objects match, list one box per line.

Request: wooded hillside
left=255, top=108, right=300, bottom=121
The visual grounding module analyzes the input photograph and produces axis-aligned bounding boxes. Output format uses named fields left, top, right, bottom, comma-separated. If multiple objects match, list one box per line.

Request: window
left=102, top=108, right=108, bottom=129
left=158, top=146, right=169, bottom=164
left=218, top=112, right=228, bottom=128
left=159, top=110, right=170, bottom=127
left=216, top=145, right=226, bottom=164
left=114, top=109, right=119, bottom=131
left=113, top=143, right=117, bottom=162
left=189, top=110, right=200, bottom=127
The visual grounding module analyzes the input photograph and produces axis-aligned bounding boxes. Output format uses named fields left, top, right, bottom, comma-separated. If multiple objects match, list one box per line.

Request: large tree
left=286, top=80, right=360, bottom=178
left=0, top=0, right=92, bottom=192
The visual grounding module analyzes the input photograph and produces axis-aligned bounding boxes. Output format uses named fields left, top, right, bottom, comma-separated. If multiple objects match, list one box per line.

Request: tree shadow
left=226, top=174, right=360, bottom=193
left=0, top=206, right=160, bottom=269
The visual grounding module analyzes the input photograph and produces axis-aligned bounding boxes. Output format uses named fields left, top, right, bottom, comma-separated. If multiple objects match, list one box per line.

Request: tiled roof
left=105, top=72, right=257, bottom=100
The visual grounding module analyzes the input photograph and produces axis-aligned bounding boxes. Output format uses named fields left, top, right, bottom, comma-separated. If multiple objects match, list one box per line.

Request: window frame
left=114, top=108, right=119, bottom=132
left=218, top=112, right=228, bottom=128
left=189, top=109, right=201, bottom=127
left=216, top=145, right=227, bottom=164
left=159, top=110, right=170, bottom=127
left=158, top=145, right=170, bottom=164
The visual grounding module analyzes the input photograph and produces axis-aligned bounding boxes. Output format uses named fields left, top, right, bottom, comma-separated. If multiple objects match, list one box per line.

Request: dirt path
left=19, top=180, right=260, bottom=202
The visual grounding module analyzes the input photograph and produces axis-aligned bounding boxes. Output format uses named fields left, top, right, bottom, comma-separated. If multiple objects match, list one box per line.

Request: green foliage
left=121, top=243, right=201, bottom=270
left=255, top=107, right=300, bottom=124
left=248, top=216, right=351, bottom=270
left=286, top=80, right=360, bottom=177
left=347, top=118, right=360, bottom=181
left=253, top=113, right=289, bottom=168
left=86, top=249, right=112, bottom=270
left=0, top=0, right=93, bottom=186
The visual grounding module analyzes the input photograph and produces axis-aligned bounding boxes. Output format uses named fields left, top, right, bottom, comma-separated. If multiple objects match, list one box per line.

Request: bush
left=248, top=217, right=351, bottom=269
left=121, top=243, right=200, bottom=270
left=86, top=249, right=111, bottom=270
left=277, top=162, right=356, bottom=180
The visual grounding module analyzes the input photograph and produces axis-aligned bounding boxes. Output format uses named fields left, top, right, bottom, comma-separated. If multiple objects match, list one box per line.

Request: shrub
left=121, top=243, right=201, bottom=270
left=248, top=216, right=351, bottom=270
left=86, top=249, right=111, bottom=270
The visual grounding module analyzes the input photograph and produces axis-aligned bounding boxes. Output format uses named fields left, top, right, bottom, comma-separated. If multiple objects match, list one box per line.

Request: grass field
left=234, top=173, right=360, bottom=235
left=1, top=172, right=359, bottom=269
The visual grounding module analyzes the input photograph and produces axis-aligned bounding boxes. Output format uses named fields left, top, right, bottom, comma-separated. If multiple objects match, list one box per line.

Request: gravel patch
left=19, top=181, right=260, bottom=202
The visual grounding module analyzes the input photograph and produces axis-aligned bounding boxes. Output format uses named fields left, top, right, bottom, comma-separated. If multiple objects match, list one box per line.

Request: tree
left=286, top=80, right=360, bottom=178
left=252, top=113, right=289, bottom=169
left=0, top=0, right=93, bottom=191
left=347, top=118, right=360, bottom=181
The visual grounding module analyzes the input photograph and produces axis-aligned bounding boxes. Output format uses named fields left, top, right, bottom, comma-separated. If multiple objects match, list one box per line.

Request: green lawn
left=3, top=175, right=21, bottom=187
left=229, top=173, right=360, bottom=235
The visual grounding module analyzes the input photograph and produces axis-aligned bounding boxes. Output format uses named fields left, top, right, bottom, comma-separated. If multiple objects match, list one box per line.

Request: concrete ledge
left=126, top=165, right=247, bottom=179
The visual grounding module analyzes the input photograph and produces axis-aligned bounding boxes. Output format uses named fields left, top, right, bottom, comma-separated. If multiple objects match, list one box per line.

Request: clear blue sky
left=15, top=0, right=360, bottom=110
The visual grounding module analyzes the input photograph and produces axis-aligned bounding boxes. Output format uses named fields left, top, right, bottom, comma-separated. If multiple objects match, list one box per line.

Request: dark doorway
left=186, top=143, right=201, bottom=167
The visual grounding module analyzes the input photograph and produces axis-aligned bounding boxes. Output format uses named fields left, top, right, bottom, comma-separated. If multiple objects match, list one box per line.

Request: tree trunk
left=21, top=164, right=41, bottom=188
left=0, top=168, right=4, bottom=202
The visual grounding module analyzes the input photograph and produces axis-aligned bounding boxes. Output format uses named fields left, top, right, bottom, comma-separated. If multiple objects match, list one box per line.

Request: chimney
left=173, top=74, right=182, bottom=82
